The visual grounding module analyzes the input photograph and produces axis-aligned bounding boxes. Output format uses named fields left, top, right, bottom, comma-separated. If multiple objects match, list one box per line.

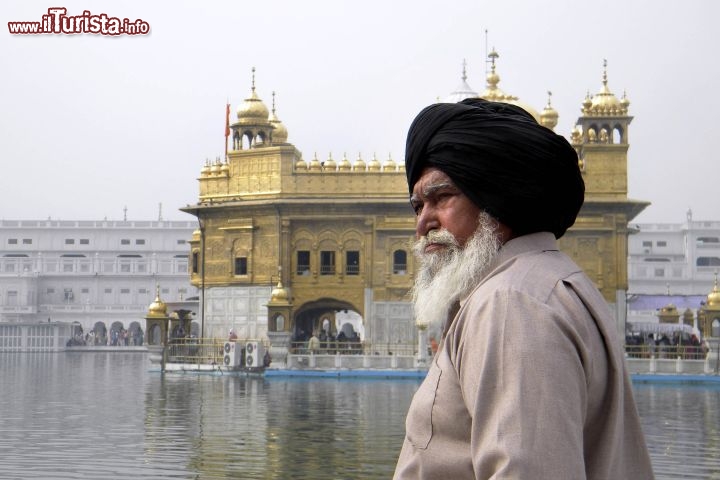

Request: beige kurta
left=394, top=232, right=654, bottom=479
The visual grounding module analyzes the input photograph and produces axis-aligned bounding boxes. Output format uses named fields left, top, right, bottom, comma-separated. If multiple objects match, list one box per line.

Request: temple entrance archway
left=292, top=298, right=363, bottom=342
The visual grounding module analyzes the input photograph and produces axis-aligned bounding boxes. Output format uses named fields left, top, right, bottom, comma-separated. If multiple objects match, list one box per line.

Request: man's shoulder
left=483, top=243, right=583, bottom=297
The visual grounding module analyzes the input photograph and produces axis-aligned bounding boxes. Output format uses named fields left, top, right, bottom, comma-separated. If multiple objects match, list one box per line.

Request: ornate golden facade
left=183, top=57, right=647, bottom=344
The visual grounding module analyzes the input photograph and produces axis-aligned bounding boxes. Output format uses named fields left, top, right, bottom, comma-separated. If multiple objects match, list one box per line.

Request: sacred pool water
left=0, top=352, right=717, bottom=479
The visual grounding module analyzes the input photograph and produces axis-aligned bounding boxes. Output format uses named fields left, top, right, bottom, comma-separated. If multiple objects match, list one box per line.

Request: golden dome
left=353, top=153, right=366, bottom=172
left=220, top=162, right=229, bottom=175
left=201, top=159, right=211, bottom=177
left=367, top=153, right=381, bottom=172
left=338, top=153, right=352, bottom=171
left=480, top=49, right=541, bottom=122
left=383, top=153, right=396, bottom=171
left=660, top=303, right=678, bottom=314
left=309, top=153, right=322, bottom=171
left=295, top=158, right=308, bottom=171
left=269, top=280, right=291, bottom=305
left=620, top=91, right=631, bottom=109
left=707, top=275, right=720, bottom=307
left=570, top=126, right=582, bottom=145
left=237, top=90, right=269, bottom=123
left=324, top=152, right=337, bottom=171
left=147, top=285, right=167, bottom=318
left=540, top=91, right=559, bottom=131
left=236, top=68, right=270, bottom=124
left=582, top=60, right=629, bottom=116
left=269, top=91, right=288, bottom=143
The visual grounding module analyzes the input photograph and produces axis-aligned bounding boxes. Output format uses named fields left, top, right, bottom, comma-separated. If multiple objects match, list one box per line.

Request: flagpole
left=224, top=99, right=230, bottom=161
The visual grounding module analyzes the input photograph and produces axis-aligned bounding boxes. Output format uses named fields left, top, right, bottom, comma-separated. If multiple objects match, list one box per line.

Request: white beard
left=411, top=212, right=501, bottom=330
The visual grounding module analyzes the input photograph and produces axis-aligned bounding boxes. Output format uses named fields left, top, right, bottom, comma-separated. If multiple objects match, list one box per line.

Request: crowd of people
left=295, top=328, right=363, bottom=355
left=66, top=327, right=144, bottom=347
left=625, top=332, right=707, bottom=359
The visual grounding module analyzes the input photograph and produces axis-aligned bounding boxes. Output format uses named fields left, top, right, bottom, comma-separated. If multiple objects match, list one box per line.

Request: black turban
left=405, top=98, right=584, bottom=239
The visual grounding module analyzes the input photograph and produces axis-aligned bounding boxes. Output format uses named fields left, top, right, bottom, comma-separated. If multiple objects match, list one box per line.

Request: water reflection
left=633, top=383, right=720, bottom=479
left=142, top=375, right=416, bottom=479
left=0, top=352, right=718, bottom=479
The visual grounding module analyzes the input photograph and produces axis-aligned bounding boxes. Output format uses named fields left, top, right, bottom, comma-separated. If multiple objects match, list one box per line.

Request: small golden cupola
left=200, top=159, right=211, bottom=177
left=367, top=153, right=382, bottom=172
left=269, top=280, right=290, bottom=304
left=295, top=156, right=308, bottom=171
left=481, top=48, right=541, bottom=122
left=324, top=152, right=337, bottom=171
left=236, top=68, right=270, bottom=125
left=582, top=59, right=629, bottom=116
left=657, top=284, right=680, bottom=324
left=268, top=91, right=289, bottom=144
left=353, top=153, right=366, bottom=172
left=309, top=153, right=323, bottom=171
left=338, top=153, right=352, bottom=172
left=707, top=273, right=720, bottom=307
left=540, top=91, right=559, bottom=131
left=147, top=285, right=168, bottom=318
left=383, top=153, right=397, bottom=171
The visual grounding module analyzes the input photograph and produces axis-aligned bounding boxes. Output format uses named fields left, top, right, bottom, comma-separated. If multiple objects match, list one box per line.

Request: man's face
left=410, top=167, right=482, bottom=251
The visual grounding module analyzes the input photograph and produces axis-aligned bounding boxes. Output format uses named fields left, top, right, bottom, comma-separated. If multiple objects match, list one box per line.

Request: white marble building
left=0, top=219, right=198, bottom=344
left=627, top=211, right=719, bottom=330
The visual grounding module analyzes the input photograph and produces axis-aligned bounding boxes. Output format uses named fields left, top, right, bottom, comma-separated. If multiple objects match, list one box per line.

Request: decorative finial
left=666, top=283, right=670, bottom=296
left=602, top=59, right=608, bottom=86
left=462, top=58, right=467, bottom=82
left=251, top=67, right=256, bottom=92
left=488, top=48, right=499, bottom=72
left=546, top=90, right=553, bottom=107
left=123, top=205, right=127, bottom=221
left=272, top=91, right=276, bottom=114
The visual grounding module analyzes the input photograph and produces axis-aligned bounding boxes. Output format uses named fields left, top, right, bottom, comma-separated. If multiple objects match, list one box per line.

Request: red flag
left=225, top=103, right=230, bottom=138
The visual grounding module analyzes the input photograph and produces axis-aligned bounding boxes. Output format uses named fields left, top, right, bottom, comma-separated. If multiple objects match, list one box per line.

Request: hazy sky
left=1, top=0, right=717, bottom=224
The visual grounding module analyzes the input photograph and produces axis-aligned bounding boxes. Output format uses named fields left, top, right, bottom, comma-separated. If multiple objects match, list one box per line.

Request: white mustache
left=417, top=230, right=460, bottom=252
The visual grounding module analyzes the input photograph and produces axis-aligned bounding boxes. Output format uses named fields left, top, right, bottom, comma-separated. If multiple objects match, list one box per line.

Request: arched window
left=712, top=319, right=720, bottom=338
left=393, top=250, right=407, bottom=275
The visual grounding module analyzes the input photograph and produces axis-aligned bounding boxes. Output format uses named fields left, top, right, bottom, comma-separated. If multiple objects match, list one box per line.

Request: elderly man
left=394, top=99, right=654, bottom=479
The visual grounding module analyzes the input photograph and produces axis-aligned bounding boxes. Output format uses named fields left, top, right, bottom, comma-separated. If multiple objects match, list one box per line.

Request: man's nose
left=416, top=207, right=439, bottom=238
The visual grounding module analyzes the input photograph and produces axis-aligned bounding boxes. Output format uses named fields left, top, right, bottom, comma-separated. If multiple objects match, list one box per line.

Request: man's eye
left=412, top=204, right=423, bottom=215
